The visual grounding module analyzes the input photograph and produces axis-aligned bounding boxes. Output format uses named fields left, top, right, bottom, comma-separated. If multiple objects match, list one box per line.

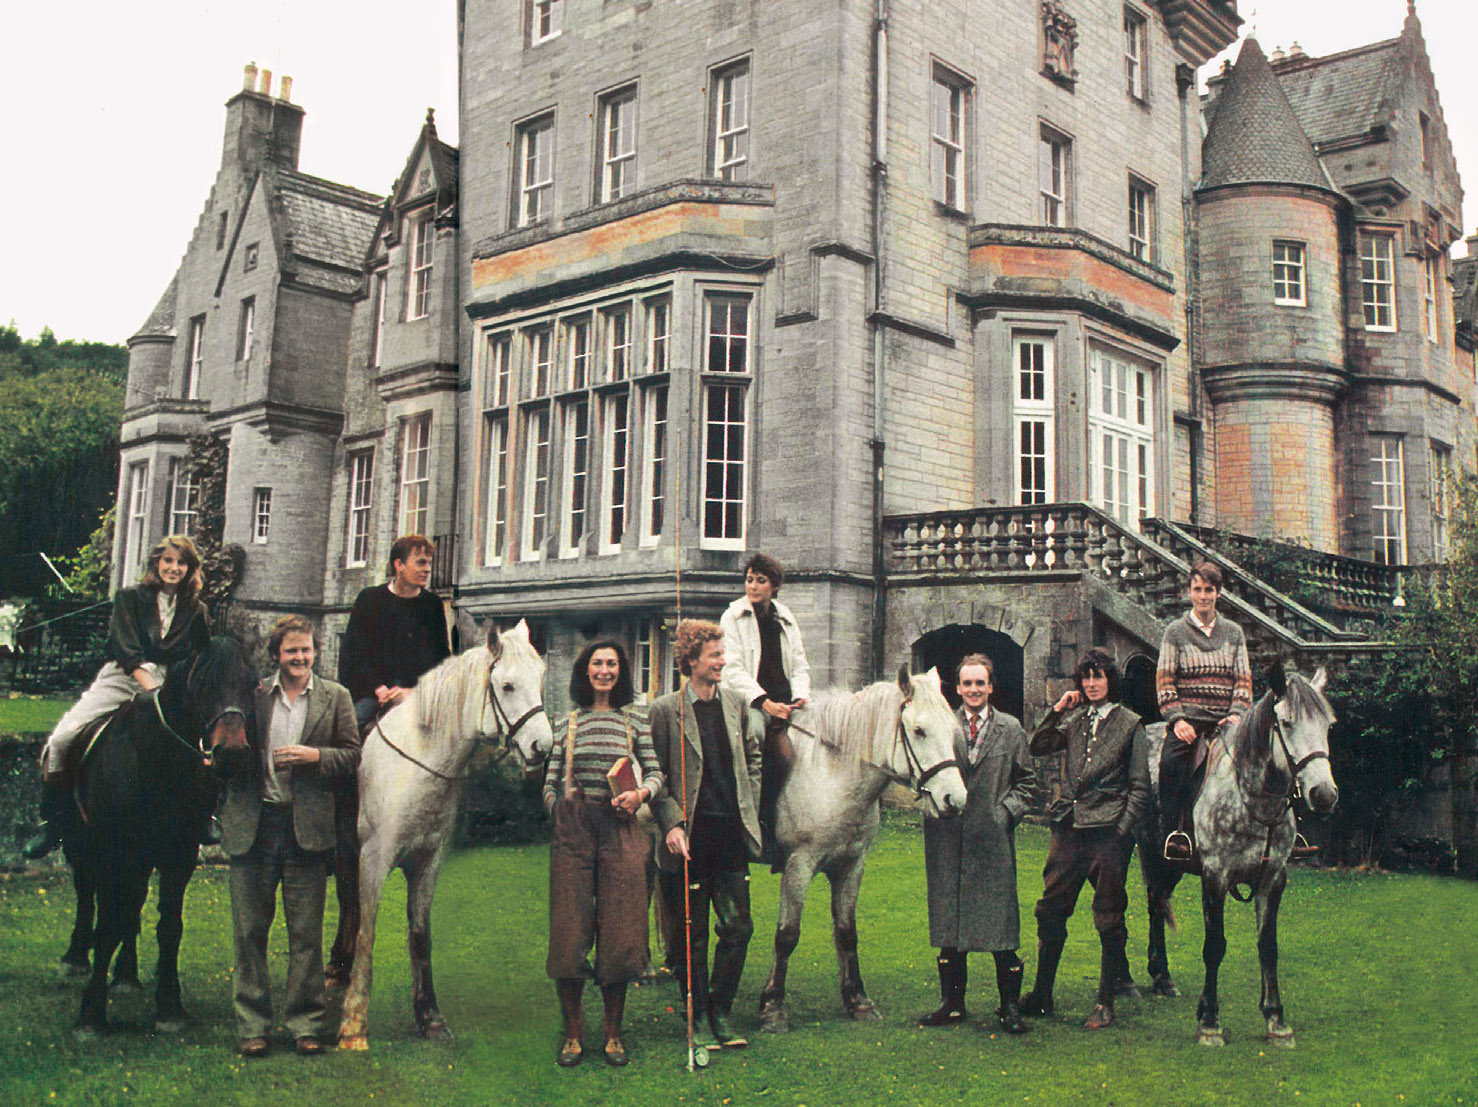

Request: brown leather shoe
left=556, top=1037, right=583, bottom=1067
left=295, top=1036, right=324, bottom=1055
left=1083, top=1002, right=1115, bottom=1030
left=603, top=1037, right=629, bottom=1067
left=237, top=1037, right=269, bottom=1058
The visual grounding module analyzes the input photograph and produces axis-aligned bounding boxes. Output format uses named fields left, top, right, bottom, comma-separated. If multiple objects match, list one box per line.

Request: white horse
left=757, top=666, right=969, bottom=1032
left=337, top=620, right=552, bottom=1050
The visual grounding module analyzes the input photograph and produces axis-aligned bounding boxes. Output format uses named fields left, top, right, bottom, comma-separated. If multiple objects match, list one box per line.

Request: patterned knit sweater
left=542, top=706, right=663, bottom=813
left=1155, top=613, right=1253, bottom=725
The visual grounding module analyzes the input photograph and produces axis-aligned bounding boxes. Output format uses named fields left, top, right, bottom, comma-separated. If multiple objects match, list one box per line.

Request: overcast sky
left=1, top=1, right=1473, bottom=344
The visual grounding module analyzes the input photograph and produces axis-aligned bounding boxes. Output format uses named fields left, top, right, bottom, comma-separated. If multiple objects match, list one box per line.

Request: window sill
left=1364, top=325, right=1397, bottom=333
left=933, top=201, right=972, bottom=223
left=1272, top=300, right=1307, bottom=308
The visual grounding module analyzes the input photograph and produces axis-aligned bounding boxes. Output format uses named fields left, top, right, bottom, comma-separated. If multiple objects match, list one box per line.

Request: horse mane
left=1230, top=672, right=1336, bottom=765
left=414, top=647, right=493, bottom=741
left=806, top=681, right=907, bottom=767
left=162, top=634, right=254, bottom=725
left=1283, top=671, right=1336, bottom=727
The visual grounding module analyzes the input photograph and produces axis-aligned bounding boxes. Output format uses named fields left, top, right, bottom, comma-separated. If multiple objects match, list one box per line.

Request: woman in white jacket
left=719, top=553, right=810, bottom=867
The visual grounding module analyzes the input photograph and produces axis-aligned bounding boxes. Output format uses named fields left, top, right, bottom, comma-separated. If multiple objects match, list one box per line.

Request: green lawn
left=0, top=694, right=70, bottom=734
left=0, top=818, right=1474, bottom=1106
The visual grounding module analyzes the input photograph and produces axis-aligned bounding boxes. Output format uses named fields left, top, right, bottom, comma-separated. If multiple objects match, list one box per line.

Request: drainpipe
left=870, top=0, right=890, bottom=681
left=1177, top=61, right=1202, bottom=524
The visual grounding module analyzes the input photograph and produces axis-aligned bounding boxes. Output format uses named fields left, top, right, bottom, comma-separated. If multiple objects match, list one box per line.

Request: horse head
left=1273, top=667, right=1338, bottom=813
left=163, top=635, right=255, bottom=758
left=484, top=619, right=553, bottom=768
left=894, top=665, right=969, bottom=817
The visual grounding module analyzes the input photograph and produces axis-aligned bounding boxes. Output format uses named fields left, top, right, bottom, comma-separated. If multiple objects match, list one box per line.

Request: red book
left=607, top=756, right=639, bottom=797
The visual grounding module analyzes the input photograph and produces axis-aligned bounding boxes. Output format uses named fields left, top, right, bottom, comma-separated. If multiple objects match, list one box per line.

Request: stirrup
left=1163, top=830, right=1194, bottom=862
left=1291, top=833, right=1319, bottom=859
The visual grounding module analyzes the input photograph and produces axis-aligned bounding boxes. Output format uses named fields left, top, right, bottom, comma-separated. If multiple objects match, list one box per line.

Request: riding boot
left=919, top=948, right=968, bottom=1026
left=1084, top=937, right=1123, bottom=1030
left=22, top=776, right=67, bottom=860
left=555, top=979, right=585, bottom=1066
left=760, top=720, right=795, bottom=871
left=993, top=951, right=1026, bottom=1034
left=1021, top=939, right=1063, bottom=1017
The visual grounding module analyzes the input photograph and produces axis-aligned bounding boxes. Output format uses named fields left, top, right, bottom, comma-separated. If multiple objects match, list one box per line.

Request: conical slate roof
left=1201, top=38, right=1332, bottom=193
left=131, top=274, right=179, bottom=340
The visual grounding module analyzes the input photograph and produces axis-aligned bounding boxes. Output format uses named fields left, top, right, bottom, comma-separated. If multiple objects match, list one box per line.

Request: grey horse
left=337, top=620, right=552, bottom=1050
left=756, top=666, right=969, bottom=1033
left=1138, top=666, right=1338, bottom=1047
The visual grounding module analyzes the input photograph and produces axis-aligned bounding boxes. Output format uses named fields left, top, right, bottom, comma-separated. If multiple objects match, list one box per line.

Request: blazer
left=649, top=684, right=763, bottom=871
left=107, top=585, right=209, bottom=674
left=719, top=595, right=812, bottom=706
left=1030, top=700, right=1150, bottom=836
left=217, top=675, right=360, bottom=855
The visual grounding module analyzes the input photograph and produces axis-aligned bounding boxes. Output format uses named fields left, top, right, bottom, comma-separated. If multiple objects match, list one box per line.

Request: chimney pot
left=243, top=62, right=258, bottom=90
left=259, top=68, right=272, bottom=96
left=1288, top=41, right=1304, bottom=58
left=1270, top=46, right=1286, bottom=62
left=279, top=75, right=293, bottom=102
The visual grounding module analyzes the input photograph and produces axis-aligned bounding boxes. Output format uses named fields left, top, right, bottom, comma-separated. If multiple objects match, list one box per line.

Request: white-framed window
left=641, top=384, right=668, bottom=545
left=370, top=270, right=388, bottom=366
left=527, top=0, right=563, bottom=45
left=521, top=406, right=552, bottom=559
left=487, top=332, right=512, bottom=407
left=252, top=487, right=272, bottom=545
left=701, top=293, right=752, bottom=547
left=636, top=619, right=658, bottom=701
left=1038, top=125, right=1070, bottom=227
left=408, top=212, right=434, bottom=320
left=237, top=297, right=255, bottom=361
left=708, top=59, right=750, bottom=182
left=1359, top=234, right=1396, bottom=330
left=597, top=84, right=638, bottom=203
left=527, top=326, right=553, bottom=398
left=1013, top=335, right=1055, bottom=505
left=122, top=461, right=150, bottom=580
left=185, top=316, right=205, bottom=399
left=1423, top=254, right=1440, bottom=343
left=1430, top=442, right=1451, bottom=562
left=514, top=113, right=555, bottom=228
left=930, top=67, right=968, bottom=210
left=346, top=450, right=374, bottom=568
left=1272, top=240, right=1306, bottom=306
left=165, top=458, right=199, bottom=537
left=1088, top=345, right=1155, bottom=523
left=1128, top=177, right=1154, bottom=261
left=1124, top=7, right=1148, bottom=100
left=644, top=296, right=670, bottom=375
left=399, top=413, right=431, bottom=536
left=563, top=315, right=591, bottom=390
left=1371, top=436, right=1406, bottom=565
left=604, top=305, right=632, bottom=382
left=483, top=415, right=510, bottom=566
left=601, top=392, right=631, bottom=552
left=560, top=399, right=590, bottom=558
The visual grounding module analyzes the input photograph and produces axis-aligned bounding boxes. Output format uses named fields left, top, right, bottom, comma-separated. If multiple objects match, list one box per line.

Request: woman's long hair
left=568, top=638, right=636, bottom=709
left=139, top=535, right=205, bottom=605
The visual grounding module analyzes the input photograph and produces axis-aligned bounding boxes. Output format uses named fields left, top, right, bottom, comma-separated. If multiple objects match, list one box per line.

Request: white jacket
left=719, top=595, right=812, bottom=707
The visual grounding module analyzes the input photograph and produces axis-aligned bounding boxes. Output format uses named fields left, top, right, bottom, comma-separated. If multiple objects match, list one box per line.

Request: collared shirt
left=156, top=591, right=176, bottom=634
left=263, top=671, right=315, bottom=804
left=964, top=706, right=992, bottom=764
left=1190, top=610, right=1217, bottom=637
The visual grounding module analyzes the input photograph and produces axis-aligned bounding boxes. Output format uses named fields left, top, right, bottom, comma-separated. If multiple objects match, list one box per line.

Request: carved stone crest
left=1042, top=0, right=1078, bottom=87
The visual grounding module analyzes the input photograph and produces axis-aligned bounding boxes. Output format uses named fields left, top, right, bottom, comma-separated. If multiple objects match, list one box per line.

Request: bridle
left=152, top=652, right=248, bottom=764
left=888, top=705, right=961, bottom=800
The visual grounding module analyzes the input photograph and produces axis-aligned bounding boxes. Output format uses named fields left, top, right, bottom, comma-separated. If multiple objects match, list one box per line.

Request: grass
left=0, top=694, right=71, bottom=734
left=0, top=817, right=1474, bottom=1106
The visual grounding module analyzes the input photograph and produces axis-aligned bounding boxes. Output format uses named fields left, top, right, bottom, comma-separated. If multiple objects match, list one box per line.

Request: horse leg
left=1196, top=876, right=1228, bottom=1046
left=327, top=788, right=360, bottom=981
left=111, top=917, right=142, bottom=993
left=1258, top=872, right=1294, bottom=1048
left=62, top=855, right=94, bottom=976
left=829, top=859, right=879, bottom=1020
left=337, top=839, right=389, bottom=1051
left=76, top=873, right=137, bottom=1038
left=1145, top=855, right=1181, bottom=998
left=758, top=853, right=818, bottom=1034
left=153, top=861, right=192, bottom=1032
left=406, top=850, right=452, bottom=1040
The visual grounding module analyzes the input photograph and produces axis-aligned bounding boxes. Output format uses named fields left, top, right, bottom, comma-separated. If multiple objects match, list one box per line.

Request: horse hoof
left=420, top=1020, right=454, bottom=1042
left=73, top=1024, right=104, bottom=1042
left=110, top=979, right=143, bottom=996
left=60, top=961, right=90, bottom=979
left=338, top=1034, right=369, bottom=1052
left=849, top=1000, right=882, bottom=1022
left=155, top=1017, right=189, bottom=1034
left=1196, top=1027, right=1225, bottom=1047
left=1151, top=978, right=1181, bottom=999
left=1266, top=1023, right=1295, bottom=1049
left=758, top=1006, right=788, bottom=1034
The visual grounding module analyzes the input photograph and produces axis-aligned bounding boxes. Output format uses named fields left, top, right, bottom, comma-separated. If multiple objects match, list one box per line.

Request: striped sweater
left=1155, top=613, right=1253, bottom=725
left=542, top=706, right=663, bottom=813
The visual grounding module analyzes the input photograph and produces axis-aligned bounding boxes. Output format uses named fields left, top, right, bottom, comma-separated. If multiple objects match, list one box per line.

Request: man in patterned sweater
left=1155, top=562, right=1252, bottom=862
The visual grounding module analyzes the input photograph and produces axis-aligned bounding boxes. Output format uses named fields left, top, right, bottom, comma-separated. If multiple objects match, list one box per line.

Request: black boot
left=993, top=952, right=1026, bottom=1033
left=919, top=949, right=968, bottom=1026
left=1085, top=936, right=1123, bottom=1030
left=23, top=780, right=66, bottom=860
left=1021, top=939, right=1062, bottom=1017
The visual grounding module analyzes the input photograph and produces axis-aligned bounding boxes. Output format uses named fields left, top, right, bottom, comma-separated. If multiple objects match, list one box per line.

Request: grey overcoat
left=923, top=706, right=1036, bottom=952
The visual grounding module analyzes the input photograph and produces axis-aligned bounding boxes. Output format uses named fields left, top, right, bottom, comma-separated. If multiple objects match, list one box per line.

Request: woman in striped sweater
left=543, top=639, right=664, bottom=1069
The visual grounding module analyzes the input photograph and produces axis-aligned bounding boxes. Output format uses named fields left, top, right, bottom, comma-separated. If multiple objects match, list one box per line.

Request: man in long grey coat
left=921, top=653, right=1036, bottom=1034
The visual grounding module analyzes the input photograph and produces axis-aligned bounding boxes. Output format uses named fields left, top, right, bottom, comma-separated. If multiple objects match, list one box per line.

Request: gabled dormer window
left=407, top=211, right=434, bottom=320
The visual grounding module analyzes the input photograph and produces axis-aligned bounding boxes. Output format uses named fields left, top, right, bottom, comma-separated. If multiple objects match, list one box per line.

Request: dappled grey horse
left=1138, top=666, right=1338, bottom=1047
left=757, top=666, right=968, bottom=1033
left=337, top=620, right=552, bottom=1050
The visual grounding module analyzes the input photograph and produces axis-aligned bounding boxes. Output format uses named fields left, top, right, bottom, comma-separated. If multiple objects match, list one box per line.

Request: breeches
left=1159, top=718, right=1217, bottom=830
left=1034, top=825, right=1130, bottom=943
left=546, top=799, right=650, bottom=985
left=42, top=661, right=161, bottom=774
left=661, top=860, right=753, bottom=1018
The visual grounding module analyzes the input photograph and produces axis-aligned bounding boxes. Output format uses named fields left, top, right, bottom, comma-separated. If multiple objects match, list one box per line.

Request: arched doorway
left=1121, top=652, right=1161, bottom=723
left=911, top=624, right=1025, bottom=724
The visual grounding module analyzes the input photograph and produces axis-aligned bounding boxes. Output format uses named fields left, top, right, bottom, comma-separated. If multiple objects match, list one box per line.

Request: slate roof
left=132, top=274, right=178, bottom=340
left=1273, top=37, right=1404, bottom=148
left=273, top=170, right=384, bottom=294
left=1201, top=38, right=1333, bottom=193
left=1454, top=253, right=1478, bottom=334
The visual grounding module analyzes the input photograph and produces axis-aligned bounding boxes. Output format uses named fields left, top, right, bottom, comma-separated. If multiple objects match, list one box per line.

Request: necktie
left=968, top=714, right=983, bottom=764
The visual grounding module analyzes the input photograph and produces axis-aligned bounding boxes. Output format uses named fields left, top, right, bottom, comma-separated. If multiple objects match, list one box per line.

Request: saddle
left=64, top=700, right=138, bottom=779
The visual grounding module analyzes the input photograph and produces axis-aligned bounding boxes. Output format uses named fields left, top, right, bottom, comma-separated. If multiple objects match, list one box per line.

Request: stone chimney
left=221, top=62, right=304, bottom=172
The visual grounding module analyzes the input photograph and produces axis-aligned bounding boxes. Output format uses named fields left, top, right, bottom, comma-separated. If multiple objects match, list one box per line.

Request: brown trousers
left=546, top=798, right=651, bottom=985
left=1034, top=825, right=1131, bottom=944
